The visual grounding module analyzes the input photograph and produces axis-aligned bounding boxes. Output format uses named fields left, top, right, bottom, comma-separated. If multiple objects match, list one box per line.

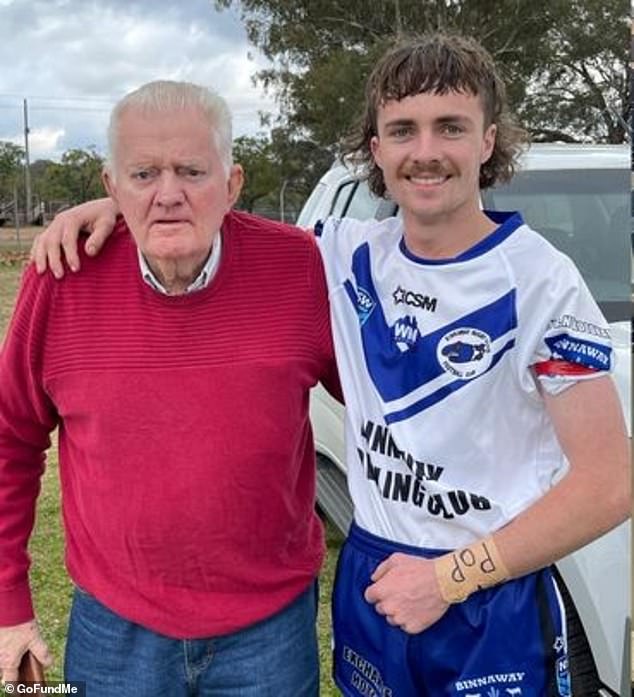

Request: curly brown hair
left=342, top=33, right=528, bottom=197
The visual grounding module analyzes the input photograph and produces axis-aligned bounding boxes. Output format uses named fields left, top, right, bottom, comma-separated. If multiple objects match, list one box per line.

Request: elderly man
left=0, top=81, right=338, bottom=695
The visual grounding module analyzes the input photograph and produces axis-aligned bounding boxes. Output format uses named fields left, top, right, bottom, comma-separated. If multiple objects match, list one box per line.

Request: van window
left=484, top=169, right=631, bottom=320
left=331, top=181, right=356, bottom=218
left=296, top=181, right=329, bottom=228
left=345, top=181, right=384, bottom=220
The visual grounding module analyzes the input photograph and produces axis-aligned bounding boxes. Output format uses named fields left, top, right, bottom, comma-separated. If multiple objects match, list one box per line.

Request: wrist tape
left=435, top=537, right=510, bottom=604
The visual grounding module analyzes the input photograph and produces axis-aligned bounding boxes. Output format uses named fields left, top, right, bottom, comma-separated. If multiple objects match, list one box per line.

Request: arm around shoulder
left=31, top=197, right=119, bottom=278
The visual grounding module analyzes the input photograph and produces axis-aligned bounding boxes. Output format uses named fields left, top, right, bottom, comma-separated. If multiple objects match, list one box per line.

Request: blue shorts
left=332, top=522, right=571, bottom=697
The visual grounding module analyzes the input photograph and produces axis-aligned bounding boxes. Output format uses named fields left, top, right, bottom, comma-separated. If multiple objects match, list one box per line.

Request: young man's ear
left=480, top=124, right=497, bottom=165
left=370, top=136, right=384, bottom=169
left=227, top=164, right=244, bottom=208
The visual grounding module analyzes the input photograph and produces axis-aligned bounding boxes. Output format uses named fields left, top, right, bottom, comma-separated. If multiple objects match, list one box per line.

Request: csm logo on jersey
left=392, top=285, right=437, bottom=312
left=437, top=328, right=493, bottom=379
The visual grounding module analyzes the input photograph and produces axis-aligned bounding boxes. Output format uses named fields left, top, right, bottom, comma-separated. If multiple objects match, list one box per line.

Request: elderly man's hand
left=0, top=620, right=52, bottom=684
left=31, top=198, right=118, bottom=278
left=364, top=552, right=450, bottom=634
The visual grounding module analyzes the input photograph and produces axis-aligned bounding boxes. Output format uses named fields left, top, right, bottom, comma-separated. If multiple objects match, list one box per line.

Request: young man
left=318, top=34, right=629, bottom=696
left=30, top=34, right=630, bottom=696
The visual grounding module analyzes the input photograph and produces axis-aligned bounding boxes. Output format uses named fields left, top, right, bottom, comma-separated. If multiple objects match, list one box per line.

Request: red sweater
left=0, top=211, right=339, bottom=637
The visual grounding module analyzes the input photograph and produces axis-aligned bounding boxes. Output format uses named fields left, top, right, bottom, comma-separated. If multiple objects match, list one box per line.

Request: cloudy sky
left=0, top=0, right=278, bottom=162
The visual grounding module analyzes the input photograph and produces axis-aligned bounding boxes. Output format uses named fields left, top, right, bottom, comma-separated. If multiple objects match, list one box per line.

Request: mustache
left=400, top=161, right=451, bottom=178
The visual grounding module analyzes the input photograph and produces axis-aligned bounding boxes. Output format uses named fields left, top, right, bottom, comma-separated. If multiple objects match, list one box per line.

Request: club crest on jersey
left=437, top=327, right=493, bottom=379
left=353, top=286, right=376, bottom=326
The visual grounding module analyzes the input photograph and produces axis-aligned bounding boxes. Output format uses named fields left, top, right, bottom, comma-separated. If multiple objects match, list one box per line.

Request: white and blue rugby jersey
left=318, top=211, right=613, bottom=549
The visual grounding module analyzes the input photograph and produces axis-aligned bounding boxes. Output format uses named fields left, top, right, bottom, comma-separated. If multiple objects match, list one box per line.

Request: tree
left=0, top=142, right=25, bottom=227
left=216, top=0, right=629, bottom=145
left=30, top=158, right=64, bottom=203
left=271, top=127, right=334, bottom=212
left=41, top=147, right=106, bottom=205
left=231, top=132, right=331, bottom=219
left=0, top=142, right=25, bottom=203
left=518, top=0, right=629, bottom=143
left=232, top=135, right=280, bottom=212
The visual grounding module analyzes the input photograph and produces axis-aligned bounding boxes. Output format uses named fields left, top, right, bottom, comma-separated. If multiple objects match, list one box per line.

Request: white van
left=300, top=144, right=632, bottom=696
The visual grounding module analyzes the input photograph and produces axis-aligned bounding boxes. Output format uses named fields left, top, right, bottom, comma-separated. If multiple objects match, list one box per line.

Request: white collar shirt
left=137, top=232, right=222, bottom=295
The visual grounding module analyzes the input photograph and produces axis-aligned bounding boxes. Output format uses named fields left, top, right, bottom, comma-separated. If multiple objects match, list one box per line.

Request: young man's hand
left=364, top=553, right=449, bottom=633
left=0, top=620, right=52, bottom=684
left=31, top=198, right=118, bottom=278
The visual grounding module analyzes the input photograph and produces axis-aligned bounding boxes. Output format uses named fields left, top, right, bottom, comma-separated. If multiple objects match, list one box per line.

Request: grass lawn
left=0, top=252, right=344, bottom=695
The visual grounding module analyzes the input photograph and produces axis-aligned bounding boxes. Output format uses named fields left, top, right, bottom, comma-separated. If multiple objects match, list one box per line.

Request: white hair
left=106, top=80, right=233, bottom=174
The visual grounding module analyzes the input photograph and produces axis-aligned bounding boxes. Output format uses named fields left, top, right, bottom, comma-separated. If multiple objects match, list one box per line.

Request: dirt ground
left=0, top=225, right=42, bottom=248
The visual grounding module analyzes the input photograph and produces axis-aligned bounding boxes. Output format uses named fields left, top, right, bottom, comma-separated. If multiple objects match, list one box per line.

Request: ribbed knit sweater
left=0, top=210, right=338, bottom=637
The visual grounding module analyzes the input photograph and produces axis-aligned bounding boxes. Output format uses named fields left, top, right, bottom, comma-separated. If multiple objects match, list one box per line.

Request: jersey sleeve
left=316, top=216, right=385, bottom=294
left=520, top=254, right=613, bottom=396
left=306, top=228, right=343, bottom=402
left=315, top=216, right=348, bottom=291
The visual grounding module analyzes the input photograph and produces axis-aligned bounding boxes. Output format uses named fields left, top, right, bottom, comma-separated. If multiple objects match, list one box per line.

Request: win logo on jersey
left=392, top=316, right=420, bottom=351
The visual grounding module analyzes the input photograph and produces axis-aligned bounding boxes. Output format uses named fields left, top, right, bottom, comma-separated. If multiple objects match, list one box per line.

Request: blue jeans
left=64, top=584, right=319, bottom=696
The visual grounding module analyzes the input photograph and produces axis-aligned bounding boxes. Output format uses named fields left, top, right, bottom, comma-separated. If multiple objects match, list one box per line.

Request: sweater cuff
left=0, top=581, right=34, bottom=626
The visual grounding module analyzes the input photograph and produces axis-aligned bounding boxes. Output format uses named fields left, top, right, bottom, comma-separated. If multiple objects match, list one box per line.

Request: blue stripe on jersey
left=398, top=211, right=523, bottom=265
left=385, top=338, right=515, bottom=424
left=346, top=243, right=517, bottom=403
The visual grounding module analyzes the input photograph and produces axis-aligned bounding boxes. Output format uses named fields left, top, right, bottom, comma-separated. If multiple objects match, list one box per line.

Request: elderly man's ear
left=101, top=167, right=117, bottom=203
left=227, top=164, right=244, bottom=208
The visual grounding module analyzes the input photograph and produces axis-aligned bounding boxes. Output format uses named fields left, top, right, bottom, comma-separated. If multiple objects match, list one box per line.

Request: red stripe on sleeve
left=534, top=360, right=600, bottom=377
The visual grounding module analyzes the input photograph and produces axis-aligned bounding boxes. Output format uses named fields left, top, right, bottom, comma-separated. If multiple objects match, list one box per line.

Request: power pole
left=23, top=98, right=31, bottom=225
left=13, top=183, right=21, bottom=250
